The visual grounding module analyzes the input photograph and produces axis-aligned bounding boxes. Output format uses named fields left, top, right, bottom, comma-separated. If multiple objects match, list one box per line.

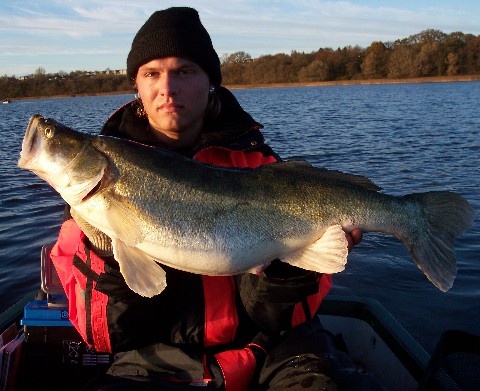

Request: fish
left=18, top=114, right=475, bottom=297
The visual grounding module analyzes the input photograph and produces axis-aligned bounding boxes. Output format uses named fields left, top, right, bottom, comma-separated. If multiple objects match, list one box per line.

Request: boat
left=1, top=246, right=479, bottom=390
left=2, top=99, right=11, bottom=104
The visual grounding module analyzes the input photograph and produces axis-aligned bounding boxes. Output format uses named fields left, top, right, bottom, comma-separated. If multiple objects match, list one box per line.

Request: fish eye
left=44, top=126, right=54, bottom=139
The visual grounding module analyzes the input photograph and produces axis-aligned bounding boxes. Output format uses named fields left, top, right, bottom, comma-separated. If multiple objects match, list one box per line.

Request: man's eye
left=177, top=68, right=194, bottom=76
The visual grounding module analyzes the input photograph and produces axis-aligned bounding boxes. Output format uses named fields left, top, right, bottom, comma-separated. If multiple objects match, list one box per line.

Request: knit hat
left=127, top=7, right=222, bottom=87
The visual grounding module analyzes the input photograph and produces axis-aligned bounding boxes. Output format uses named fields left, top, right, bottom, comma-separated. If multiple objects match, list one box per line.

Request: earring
left=135, top=94, right=148, bottom=119
left=209, top=86, right=215, bottom=94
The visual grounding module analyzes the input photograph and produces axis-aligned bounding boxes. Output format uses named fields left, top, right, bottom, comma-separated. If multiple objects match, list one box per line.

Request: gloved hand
left=70, top=208, right=114, bottom=257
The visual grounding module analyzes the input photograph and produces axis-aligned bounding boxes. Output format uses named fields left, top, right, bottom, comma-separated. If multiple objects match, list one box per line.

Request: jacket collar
left=100, top=87, right=263, bottom=156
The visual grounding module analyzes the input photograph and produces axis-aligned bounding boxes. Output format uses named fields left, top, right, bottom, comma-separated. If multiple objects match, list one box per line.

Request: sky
left=1, top=0, right=479, bottom=77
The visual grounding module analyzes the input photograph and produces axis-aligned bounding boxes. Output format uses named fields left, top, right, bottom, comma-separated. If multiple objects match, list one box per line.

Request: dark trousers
left=83, top=316, right=383, bottom=391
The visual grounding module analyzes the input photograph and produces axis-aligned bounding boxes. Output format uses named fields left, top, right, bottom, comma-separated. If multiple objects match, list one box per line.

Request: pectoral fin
left=112, top=238, right=167, bottom=297
left=106, top=197, right=144, bottom=247
left=282, top=225, right=348, bottom=273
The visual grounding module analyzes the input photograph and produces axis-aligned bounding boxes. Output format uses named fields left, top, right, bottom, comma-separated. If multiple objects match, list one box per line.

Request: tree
left=332, top=46, right=364, bottom=79
left=387, top=44, right=416, bottom=78
left=243, top=53, right=293, bottom=84
left=221, top=51, right=252, bottom=65
left=414, top=41, right=445, bottom=76
left=221, top=52, right=252, bottom=84
left=35, top=67, right=47, bottom=76
left=361, top=42, right=389, bottom=79
left=290, top=50, right=314, bottom=81
left=403, top=29, right=446, bottom=46
left=444, top=32, right=467, bottom=53
left=462, top=36, right=480, bottom=74
left=298, top=60, right=329, bottom=82
left=446, top=53, right=460, bottom=76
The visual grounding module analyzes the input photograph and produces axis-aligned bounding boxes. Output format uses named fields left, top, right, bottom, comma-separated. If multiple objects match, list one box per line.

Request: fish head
left=18, top=114, right=110, bottom=206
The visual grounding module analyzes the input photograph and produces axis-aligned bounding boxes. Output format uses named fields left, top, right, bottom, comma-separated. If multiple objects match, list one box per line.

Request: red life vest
left=51, top=220, right=111, bottom=352
left=50, top=144, right=331, bottom=391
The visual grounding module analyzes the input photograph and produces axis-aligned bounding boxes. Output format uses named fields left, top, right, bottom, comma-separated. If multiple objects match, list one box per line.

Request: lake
left=0, top=81, right=478, bottom=354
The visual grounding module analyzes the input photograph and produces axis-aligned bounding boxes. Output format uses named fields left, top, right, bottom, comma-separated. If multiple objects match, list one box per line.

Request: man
left=51, top=7, right=368, bottom=391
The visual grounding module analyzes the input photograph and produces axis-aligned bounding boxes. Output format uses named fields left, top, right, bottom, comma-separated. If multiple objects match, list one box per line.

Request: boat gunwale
left=0, top=291, right=36, bottom=332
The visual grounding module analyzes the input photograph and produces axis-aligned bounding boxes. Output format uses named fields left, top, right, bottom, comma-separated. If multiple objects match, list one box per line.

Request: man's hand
left=345, top=228, right=363, bottom=252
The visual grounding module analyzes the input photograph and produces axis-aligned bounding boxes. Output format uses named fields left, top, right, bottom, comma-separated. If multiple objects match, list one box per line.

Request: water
left=1, top=83, right=479, bottom=354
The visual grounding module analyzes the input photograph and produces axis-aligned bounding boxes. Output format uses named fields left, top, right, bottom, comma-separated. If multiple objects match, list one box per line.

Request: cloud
left=197, top=0, right=479, bottom=55
left=1, top=0, right=479, bottom=76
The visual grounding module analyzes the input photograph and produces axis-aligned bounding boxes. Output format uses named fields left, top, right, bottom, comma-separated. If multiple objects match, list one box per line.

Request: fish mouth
left=18, top=114, right=112, bottom=206
left=18, top=114, right=44, bottom=168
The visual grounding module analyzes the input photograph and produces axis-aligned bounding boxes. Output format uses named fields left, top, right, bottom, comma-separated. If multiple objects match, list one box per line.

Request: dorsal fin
left=259, top=160, right=382, bottom=192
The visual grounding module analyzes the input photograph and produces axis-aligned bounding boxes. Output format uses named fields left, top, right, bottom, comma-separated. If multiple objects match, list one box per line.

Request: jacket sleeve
left=235, top=262, right=330, bottom=334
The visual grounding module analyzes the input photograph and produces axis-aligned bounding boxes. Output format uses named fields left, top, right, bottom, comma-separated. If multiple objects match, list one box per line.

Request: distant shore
left=9, top=75, right=480, bottom=101
left=226, top=74, right=480, bottom=90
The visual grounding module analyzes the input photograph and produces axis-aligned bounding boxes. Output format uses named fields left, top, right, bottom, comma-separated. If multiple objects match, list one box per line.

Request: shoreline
left=8, top=75, right=480, bottom=101
left=226, top=75, right=480, bottom=90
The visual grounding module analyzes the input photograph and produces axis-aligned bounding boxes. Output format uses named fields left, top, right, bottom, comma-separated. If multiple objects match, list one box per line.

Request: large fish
left=18, top=115, right=475, bottom=297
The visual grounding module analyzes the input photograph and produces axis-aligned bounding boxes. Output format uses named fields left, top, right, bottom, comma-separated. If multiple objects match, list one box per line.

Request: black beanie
left=127, top=7, right=222, bottom=87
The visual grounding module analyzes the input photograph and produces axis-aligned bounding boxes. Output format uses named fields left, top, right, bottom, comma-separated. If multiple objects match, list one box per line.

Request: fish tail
left=404, top=191, right=475, bottom=292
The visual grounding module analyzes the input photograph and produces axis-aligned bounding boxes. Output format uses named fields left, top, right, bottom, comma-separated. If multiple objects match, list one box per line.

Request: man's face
left=136, top=57, right=211, bottom=148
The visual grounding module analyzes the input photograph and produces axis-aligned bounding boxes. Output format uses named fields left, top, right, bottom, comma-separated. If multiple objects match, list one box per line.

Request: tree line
left=221, top=29, right=480, bottom=84
left=1, top=69, right=132, bottom=99
left=1, top=29, right=479, bottom=99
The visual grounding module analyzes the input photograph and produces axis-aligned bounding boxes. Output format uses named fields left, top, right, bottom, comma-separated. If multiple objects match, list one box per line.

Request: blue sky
left=1, top=0, right=479, bottom=77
